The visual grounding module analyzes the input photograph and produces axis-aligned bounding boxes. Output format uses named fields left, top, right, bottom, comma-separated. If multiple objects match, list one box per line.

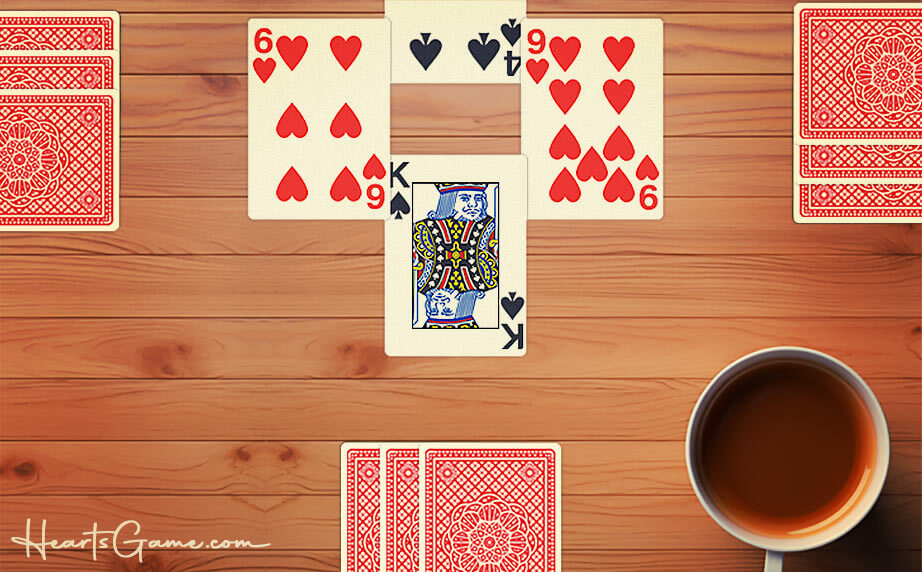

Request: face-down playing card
left=380, top=445, right=420, bottom=572
left=0, top=91, right=119, bottom=231
left=386, top=0, right=525, bottom=83
left=521, top=18, right=663, bottom=220
left=342, top=444, right=382, bottom=572
left=795, top=4, right=922, bottom=144
left=385, top=155, right=526, bottom=356
left=0, top=11, right=120, bottom=50
left=248, top=18, right=390, bottom=220
left=0, top=52, right=118, bottom=90
left=420, top=444, right=561, bottom=572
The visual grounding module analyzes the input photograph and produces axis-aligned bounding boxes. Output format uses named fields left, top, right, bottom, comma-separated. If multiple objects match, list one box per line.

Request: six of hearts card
left=248, top=19, right=391, bottom=220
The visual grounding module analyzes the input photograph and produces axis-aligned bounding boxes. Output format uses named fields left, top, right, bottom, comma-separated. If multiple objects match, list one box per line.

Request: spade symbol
left=501, top=19, right=521, bottom=46
left=410, top=33, right=442, bottom=70
left=501, top=292, right=524, bottom=319
left=468, top=33, right=501, bottom=70
left=390, top=192, right=410, bottom=219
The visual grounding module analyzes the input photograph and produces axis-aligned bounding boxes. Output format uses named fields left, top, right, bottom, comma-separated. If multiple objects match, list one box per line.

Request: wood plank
left=5, top=494, right=922, bottom=551
left=1, top=255, right=918, bottom=318
left=1, top=197, right=919, bottom=255
left=0, top=548, right=918, bottom=572
left=106, top=13, right=791, bottom=75
left=0, top=0, right=897, bottom=13
left=121, top=76, right=791, bottom=136
left=113, top=137, right=798, bottom=199
left=1, top=441, right=917, bottom=496
left=0, top=495, right=917, bottom=550
left=1, top=377, right=918, bottom=441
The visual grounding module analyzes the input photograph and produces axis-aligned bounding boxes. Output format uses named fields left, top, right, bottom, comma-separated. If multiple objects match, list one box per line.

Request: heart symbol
left=501, top=292, right=524, bottom=319
left=330, top=167, right=361, bottom=202
left=636, top=155, right=660, bottom=181
left=604, top=79, right=634, bottom=114
left=603, top=126, right=634, bottom=161
left=410, top=33, right=442, bottom=70
left=549, top=36, right=580, bottom=71
left=549, top=79, right=581, bottom=114
left=549, top=124, right=580, bottom=160
left=253, top=57, right=276, bottom=83
left=363, top=154, right=386, bottom=180
left=549, top=168, right=580, bottom=203
left=330, top=103, right=362, bottom=138
left=603, top=168, right=634, bottom=203
left=276, top=103, right=307, bottom=138
left=603, top=36, right=634, bottom=71
left=331, top=35, right=361, bottom=70
left=526, top=58, right=549, bottom=84
left=276, top=35, right=308, bottom=71
left=576, top=147, right=607, bottom=182
left=276, top=167, right=307, bottom=201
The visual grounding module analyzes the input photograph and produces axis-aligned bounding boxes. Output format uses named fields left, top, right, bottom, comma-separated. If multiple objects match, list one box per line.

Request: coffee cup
left=685, top=347, right=890, bottom=571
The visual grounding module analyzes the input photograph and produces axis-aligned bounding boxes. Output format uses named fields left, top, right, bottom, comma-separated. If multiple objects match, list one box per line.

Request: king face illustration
left=413, top=183, right=499, bottom=328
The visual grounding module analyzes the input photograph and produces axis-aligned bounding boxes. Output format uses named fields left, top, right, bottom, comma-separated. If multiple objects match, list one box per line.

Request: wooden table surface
left=0, top=1, right=919, bottom=571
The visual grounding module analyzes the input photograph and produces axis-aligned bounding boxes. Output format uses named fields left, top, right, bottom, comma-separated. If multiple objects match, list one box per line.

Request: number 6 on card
left=247, top=18, right=391, bottom=220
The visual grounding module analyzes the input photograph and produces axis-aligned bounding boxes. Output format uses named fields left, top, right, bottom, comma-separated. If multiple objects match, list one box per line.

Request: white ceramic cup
left=685, top=347, right=890, bottom=572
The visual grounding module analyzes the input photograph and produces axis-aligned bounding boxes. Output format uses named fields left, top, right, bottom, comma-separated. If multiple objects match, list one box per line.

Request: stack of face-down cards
left=794, top=4, right=922, bottom=223
left=247, top=3, right=666, bottom=356
left=0, top=11, right=120, bottom=231
left=341, top=442, right=561, bottom=572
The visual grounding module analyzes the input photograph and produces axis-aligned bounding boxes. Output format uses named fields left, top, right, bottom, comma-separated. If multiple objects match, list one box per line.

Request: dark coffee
left=696, top=360, right=877, bottom=537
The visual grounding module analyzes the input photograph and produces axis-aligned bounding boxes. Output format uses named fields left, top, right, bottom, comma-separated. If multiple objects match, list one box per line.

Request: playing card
left=797, top=144, right=922, bottom=180
left=420, top=443, right=561, bottom=572
left=247, top=19, right=390, bottom=220
left=0, top=12, right=119, bottom=51
left=794, top=182, right=922, bottom=222
left=384, top=155, right=527, bottom=356
left=380, top=445, right=420, bottom=572
left=0, top=91, right=119, bottom=231
left=342, top=443, right=382, bottom=572
left=521, top=18, right=663, bottom=220
left=0, top=52, right=118, bottom=89
left=794, top=4, right=922, bottom=143
left=386, top=0, right=525, bottom=83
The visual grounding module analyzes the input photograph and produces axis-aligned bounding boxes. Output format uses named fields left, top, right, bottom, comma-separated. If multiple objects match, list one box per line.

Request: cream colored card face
left=386, top=0, right=525, bottom=83
left=248, top=19, right=390, bottom=220
left=385, top=155, right=527, bottom=356
left=521, top=18, right=663, bottom=220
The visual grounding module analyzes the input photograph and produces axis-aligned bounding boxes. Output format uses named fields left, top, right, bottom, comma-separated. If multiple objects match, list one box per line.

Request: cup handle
left=764, top=550, right=783, bottom=572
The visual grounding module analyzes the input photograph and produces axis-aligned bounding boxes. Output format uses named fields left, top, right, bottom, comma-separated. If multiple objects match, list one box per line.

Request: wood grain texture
left=0, top=0, right=898, bottom=13
left=1, top=255, right=918, bottom=318
left=3, top=197, right=920, bottom=255
left=1, top=318, right=918, bottom=379
left=0, top=495, right=918, bottom=550
left=103, top=13, right=791, bottom=75
left=118, top=76, right=791, bottom=136
left=0, top=2, right=919, bottom=571
left=1, top=377, right=919, bottom=441
left=1, top=441, right=918, bottom=496
left=0, top=549, right=920, bottom=572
